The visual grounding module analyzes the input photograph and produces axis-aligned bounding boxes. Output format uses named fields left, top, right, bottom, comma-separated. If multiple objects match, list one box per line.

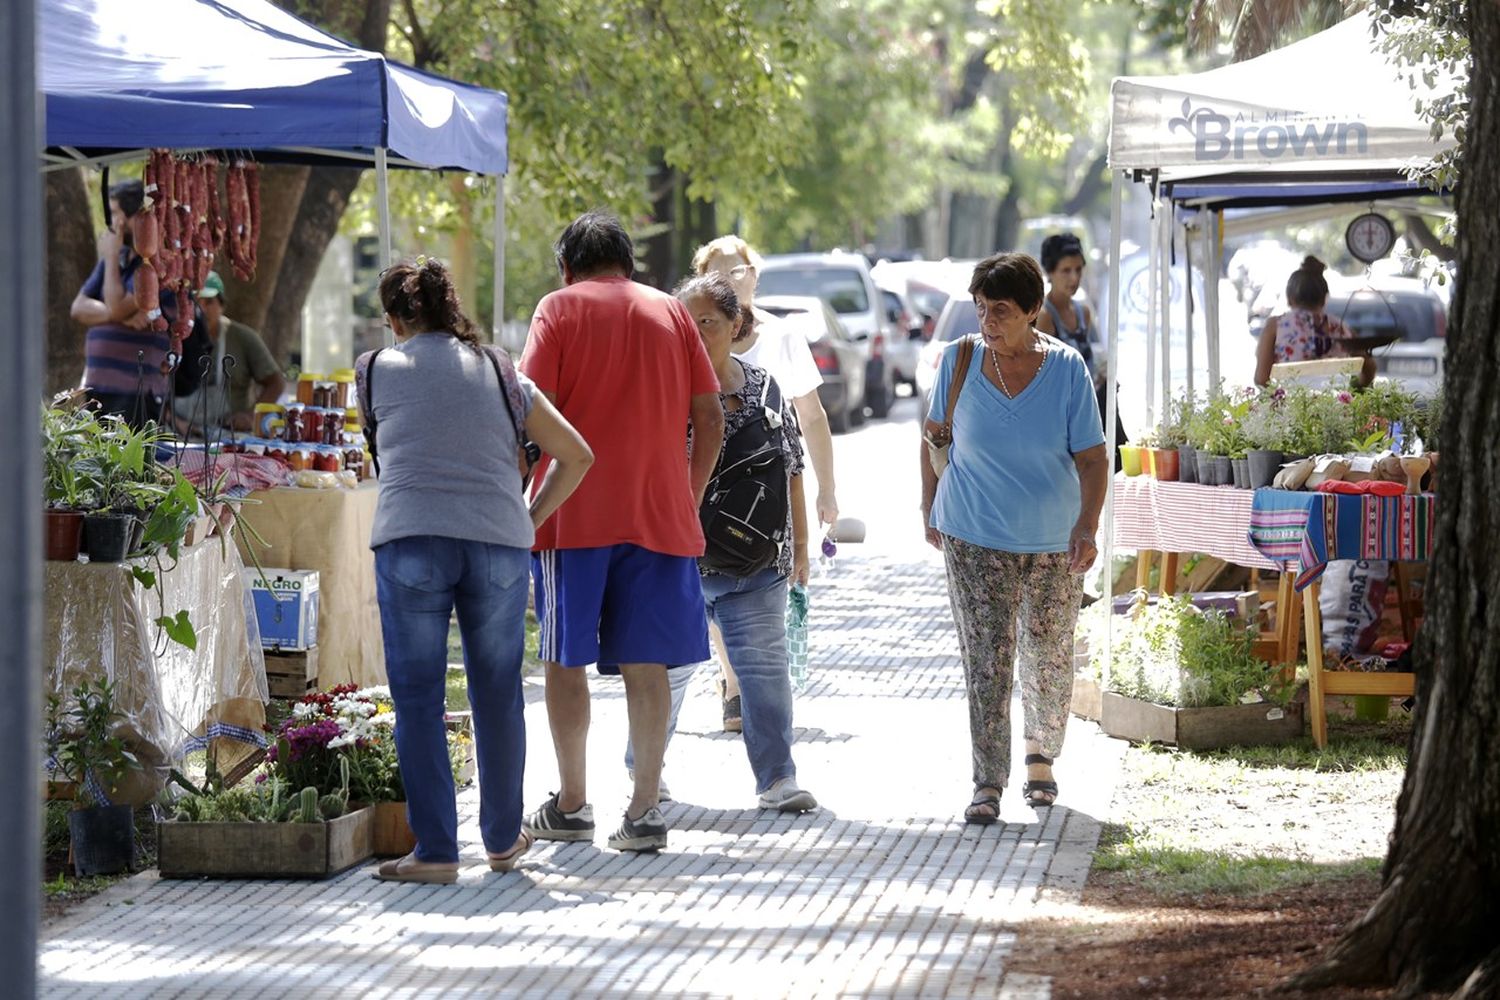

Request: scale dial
left=1346, top=213, right=1396, bottom=264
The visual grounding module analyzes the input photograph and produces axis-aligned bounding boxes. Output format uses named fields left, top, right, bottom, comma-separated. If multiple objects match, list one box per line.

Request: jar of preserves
left=313, top=446, right=342, bottom=473
left=321, top=408, right=343, bottom=446
left=299, top=406, right=324, bottom=444
left=343, top=444, right=365, bottom=477
left=312, top=381, right=335, bottom=409
left=288, top=446, right=313, bottom=472
left=266, top=444, right=288, bottom=463
left=296, top=372, right=322, bottom=406
left=283, top=403, right=305, bottom=443
left=333, top=369, right=357, bottom=411
left=254, top=402, right=285, bottom=440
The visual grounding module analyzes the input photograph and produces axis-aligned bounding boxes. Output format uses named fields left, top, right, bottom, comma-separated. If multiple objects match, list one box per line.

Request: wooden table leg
left=1160, top=552, right=1180, bottom=596
left=1136, top=549, right=1155, bottom=594
left=1303, top=582, right=1327, bottom=748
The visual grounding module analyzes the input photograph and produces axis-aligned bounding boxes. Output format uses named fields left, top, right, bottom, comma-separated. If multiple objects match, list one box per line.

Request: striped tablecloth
left=1249, top=488, right=1436, bottom=590
left=1111, top=476, right=1280, bottom=572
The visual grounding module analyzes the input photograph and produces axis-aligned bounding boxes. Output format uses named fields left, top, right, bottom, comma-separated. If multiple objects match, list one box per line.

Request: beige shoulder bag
left=922, top=336, right=977, bottom=477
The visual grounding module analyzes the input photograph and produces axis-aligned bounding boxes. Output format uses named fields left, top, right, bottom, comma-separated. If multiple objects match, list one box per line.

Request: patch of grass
left=1194, top=716, right=1411, bottom=773
left=1095, top=821, right=1381, bottom=896
left=444, top=609, right=541, bottom=711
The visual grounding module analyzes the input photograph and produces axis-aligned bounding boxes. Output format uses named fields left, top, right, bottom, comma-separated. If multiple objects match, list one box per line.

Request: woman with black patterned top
left=624, top=272, right=817, bottom=813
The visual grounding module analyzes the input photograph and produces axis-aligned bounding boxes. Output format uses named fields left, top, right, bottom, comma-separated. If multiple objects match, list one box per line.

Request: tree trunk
left=641, top=155, right=678, bottom=290
left=446, top=173, right=478, bottom=315
left=1289, top=3, right=1500, bottom=995
left=260, top=168, right=365, bottom=364
left=44, top=168, right=97, bottom=395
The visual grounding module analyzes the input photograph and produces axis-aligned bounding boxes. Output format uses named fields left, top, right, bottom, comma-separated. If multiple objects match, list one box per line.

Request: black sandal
left=964, top=789, right=1001, bottom=825
left=1021, top=754, right=1058, bottom=808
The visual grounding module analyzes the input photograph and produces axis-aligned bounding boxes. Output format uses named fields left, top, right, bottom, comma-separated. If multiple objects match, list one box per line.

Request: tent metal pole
left=375, top=147, right=393, bottom=347
left=1184, top=218, right=1196, bottom=400
left=1145, top=194, right=1159, bottom=427
left=1206, top=210, right=1221, bottom=387
left=2, top=0, right=43, bottom=992
left=493, top=174, right=506, bottom=347
left=1103, top=170, right=1124, bottom=693
left=1159, top=205, right=1172, bottom=414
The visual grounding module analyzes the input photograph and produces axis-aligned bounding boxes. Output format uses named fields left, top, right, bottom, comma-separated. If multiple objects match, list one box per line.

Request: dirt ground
left=1008, top=710, right=1429, bottom=999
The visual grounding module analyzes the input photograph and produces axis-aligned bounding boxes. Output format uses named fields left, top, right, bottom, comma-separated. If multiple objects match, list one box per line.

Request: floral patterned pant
left=942, top=535, right=1081, bottom=792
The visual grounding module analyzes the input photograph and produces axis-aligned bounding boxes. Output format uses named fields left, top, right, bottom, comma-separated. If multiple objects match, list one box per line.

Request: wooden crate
left=264, top=647, right=319, bottom=700
left=370, top=801, right=417, bottom=857
left=157, top=806, right=373, bottom=879
left=1100, top=692, right=1304, bottom=750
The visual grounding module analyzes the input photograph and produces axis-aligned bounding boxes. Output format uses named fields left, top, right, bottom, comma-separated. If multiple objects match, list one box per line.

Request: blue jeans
left=375, top=536, right=530, bottom=863
left=626, top=569, right=797, bottom=794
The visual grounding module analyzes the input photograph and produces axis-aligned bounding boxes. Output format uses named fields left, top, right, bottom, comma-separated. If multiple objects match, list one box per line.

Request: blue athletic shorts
left=532, top=544, right=709, bottom=673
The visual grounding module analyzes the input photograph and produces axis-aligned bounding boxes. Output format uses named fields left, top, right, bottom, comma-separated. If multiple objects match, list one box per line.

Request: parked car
left=871, top=259, right=975, bottom=339
left=1326, top=276, right=1446, bottom=397
left=759, top=252, right=896, bottom=419
left=915, top=295, right=980, bottom=407
left=755, top=294, right=868, bottom=434
left=876, top=286, right=925, bottom=392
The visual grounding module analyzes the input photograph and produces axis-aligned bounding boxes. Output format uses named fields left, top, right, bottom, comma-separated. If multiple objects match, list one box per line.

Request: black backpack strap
left=359, top=348, right=385, bottom=476
left=483, top=346, right=542, bottom=482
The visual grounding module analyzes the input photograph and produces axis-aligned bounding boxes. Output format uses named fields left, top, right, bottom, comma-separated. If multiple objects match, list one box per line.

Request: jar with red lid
left=321, top=408, right=343, bottom=446
left=299, top=406, right=324, bottom=444
left=313, top=446, right=342, bottom=473
left=288, top=446, right=313, bottom=472
left=283, top=404, right=306, bottom=443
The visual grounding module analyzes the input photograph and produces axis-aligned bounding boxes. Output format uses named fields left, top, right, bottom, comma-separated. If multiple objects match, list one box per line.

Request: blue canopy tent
left=39, top=0, right=510, bottom=326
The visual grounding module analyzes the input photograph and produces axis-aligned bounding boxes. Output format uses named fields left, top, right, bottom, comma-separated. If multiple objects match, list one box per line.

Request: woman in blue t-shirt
left=918, top=252, right=1110, bottom=823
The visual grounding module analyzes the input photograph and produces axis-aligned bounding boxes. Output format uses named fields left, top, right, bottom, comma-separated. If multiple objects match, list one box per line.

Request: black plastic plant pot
left=1247, top=449, right=1285, bottom=490
left=82, top=514, right=134, bottom=563
left=1177, top=446, right=1198, bottom=484
left=69, top=804, right=135, bottom=876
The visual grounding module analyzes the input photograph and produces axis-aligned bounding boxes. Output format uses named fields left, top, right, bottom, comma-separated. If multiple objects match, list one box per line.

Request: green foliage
left=44, top=679, right=142, bottom=808
left=1104, top=594, right=1289, bottom=708
left=1372, top=2, right=1468, bottom=192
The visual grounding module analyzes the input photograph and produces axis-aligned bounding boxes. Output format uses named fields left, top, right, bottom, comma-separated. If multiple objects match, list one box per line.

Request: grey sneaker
left=758, top=779, right=818, bottom=813
left=607, top=807, right=668, bottom=852
left=523, top=792, right=595, bottom=842
left=626, top=770, right=673, bottom=803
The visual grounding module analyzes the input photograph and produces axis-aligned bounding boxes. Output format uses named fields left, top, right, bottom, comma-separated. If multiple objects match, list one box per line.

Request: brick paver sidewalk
left=40, top=548, right=1124, bottom=999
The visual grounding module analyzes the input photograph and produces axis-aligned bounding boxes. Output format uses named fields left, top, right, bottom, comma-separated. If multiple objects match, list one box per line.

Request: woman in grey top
left=357, top=258, right=593, bottom=884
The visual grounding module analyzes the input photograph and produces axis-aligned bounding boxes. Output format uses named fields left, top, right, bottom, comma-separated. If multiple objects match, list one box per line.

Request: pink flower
left=1337, top=391, right=1353, bottom=404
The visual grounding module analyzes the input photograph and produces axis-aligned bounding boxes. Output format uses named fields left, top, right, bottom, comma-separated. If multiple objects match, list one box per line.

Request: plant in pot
left=44, top=678, right=142, bottom=876
left=1240, top=386, right=1296, bottom=489
left=1162, top=390, right=1195, bottom=483
left=42, top=404, right=104, bottom=561
left=73, top=415, right=169, bottom=563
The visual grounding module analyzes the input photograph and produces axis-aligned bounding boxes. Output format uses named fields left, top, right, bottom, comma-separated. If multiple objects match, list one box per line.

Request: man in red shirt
left=520, top=212, right=724, bottom=853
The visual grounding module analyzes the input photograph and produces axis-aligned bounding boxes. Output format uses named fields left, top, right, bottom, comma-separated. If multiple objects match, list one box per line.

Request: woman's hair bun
left=1300, top=256, right=1326, bottom=274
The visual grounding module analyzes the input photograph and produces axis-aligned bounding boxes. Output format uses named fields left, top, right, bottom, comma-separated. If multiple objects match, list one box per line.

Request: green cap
left=197, top=271, right=225, bottom=299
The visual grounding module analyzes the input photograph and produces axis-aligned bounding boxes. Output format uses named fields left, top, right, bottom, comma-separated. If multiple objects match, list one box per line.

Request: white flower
left=291, top=702, right=320, bottom=719
left=327, top=732, right=357, bottom=749
left=354, top=685, right=391, bottom=700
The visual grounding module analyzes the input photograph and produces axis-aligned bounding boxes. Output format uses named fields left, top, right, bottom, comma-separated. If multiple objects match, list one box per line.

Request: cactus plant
left=295, top=786, right=320, bottom=823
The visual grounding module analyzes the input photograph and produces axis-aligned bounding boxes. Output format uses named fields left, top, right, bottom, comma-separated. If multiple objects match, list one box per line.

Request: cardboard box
left=246, top=569, right=320, bottom=651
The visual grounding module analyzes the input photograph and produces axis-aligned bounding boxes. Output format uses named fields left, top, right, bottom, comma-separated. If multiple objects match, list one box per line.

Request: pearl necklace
left=989, top=336, right=1045, bottom=399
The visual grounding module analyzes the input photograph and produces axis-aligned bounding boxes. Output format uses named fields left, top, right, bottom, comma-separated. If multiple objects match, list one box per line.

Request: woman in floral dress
left=1255, top=256, right=1376, bottom=387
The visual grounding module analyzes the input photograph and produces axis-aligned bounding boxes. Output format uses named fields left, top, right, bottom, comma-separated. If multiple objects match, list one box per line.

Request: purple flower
left=1337, top=391, right=1353, bottom=404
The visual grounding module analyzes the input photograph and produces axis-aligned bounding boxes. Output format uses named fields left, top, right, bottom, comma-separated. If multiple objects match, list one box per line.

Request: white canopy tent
left=1098, top=12, right=1456, bottom=676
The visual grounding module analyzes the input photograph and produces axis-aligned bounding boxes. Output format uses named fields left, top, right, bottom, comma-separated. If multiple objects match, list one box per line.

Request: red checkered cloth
left=173, top=450, right=294, bottom=494
left=1111, top=475, right=1280, bottom=571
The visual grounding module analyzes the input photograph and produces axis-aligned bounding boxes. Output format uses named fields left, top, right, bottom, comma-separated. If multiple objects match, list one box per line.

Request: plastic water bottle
left=787, top=583, right=810, bottom=693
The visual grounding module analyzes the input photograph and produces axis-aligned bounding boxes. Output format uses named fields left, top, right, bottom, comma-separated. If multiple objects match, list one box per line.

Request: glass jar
left=333, top=369, right=357, bottom=411
left=313, top=446, right=342, bottom=473
left=321, top=408, right=343, bottom=446
left=299, top=406, right=324, bottom=445
left=343, top=444, right=365, bottom=477
left=282, top=403, right=305, bottom=443
left=265, top=444, right=288, bottom=464
left=288, top=446, right=313, bottom=472
left=296, top=372, right=322, bottom=406
left=312, top=381, right=336, bottom=410
left=254, top=402, right=285, bottom=440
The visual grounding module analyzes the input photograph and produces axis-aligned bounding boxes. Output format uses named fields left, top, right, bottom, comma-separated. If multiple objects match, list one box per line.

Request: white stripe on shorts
left=540, top=549, right=558, bottom=663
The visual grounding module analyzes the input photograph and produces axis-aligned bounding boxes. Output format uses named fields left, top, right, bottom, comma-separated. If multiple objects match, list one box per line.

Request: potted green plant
left=42, top=404, right=102, bottom=561
left=1098, top=595, right=1300, bottom=749
left=1240, top=387, right=1296, bottom=489
left=44, top=678, right=142, bottom=876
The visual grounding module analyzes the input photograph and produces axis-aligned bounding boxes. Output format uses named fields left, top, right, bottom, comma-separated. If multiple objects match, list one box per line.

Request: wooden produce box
left=1100, top=692, right=1304, bottom=750
left=1071, top=675, right=1103, bottom=722
left=157, top=806, right=373, bottom=879
left=264, top=647, right=319, bottom=700
left=370, top=801, right=418, bottom=858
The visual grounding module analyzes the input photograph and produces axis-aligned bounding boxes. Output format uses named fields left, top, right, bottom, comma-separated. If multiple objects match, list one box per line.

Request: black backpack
left=700, top=374, right=789, bottom=577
